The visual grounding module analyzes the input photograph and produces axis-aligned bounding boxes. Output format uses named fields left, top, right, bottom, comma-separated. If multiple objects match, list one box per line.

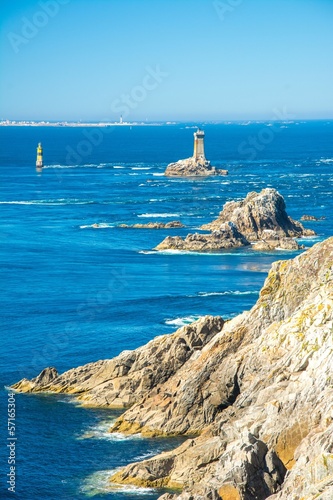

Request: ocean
left=0, top=122, right=332, bottom=499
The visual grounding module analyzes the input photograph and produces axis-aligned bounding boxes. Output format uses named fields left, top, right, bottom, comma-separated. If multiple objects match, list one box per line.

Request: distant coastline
left=1, top=119, right=331, bottom=128
left=0, top=120, right=173, bottom=127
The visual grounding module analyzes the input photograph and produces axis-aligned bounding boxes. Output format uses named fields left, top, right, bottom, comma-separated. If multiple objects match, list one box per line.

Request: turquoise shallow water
left=0, top=122, right=332, bottom=499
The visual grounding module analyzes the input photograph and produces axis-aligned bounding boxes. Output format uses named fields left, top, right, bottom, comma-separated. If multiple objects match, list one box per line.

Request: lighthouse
left=36, top=142, right=43, bottom=170
left=193, top=129, right=205, bottom=161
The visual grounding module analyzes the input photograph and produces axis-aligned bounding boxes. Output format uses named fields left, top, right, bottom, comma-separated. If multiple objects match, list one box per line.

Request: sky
left=0, top=0, right=332, bottom=121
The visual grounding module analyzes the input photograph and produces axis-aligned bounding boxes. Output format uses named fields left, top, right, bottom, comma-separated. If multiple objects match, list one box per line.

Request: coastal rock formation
left=165, top=157, right=228, bottom=177
left=107, top=237, right=333, bottom=498
left=201, top=189, right=315, bottom=238
left=12, top=238, right=333, bottom=499
left=118, top=221, right=184, bottom=229
left=300, top=214, right=326, bottom=221
left=156, top=189, right=315, bottom=252
left=155, top=222, right=249, bottom=251
left=12, top=316, right=224, bottom=409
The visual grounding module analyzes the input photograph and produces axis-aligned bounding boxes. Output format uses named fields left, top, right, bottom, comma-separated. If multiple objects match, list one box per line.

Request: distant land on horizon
left=1, top=118, right=332, bottom=127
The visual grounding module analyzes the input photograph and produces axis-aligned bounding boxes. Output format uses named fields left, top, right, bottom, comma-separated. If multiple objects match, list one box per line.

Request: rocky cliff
left=12, top=238, right=333, bottom=499
left=164, top=157, right=228, bottom=177
left=156, top=189, right=315, bottom=252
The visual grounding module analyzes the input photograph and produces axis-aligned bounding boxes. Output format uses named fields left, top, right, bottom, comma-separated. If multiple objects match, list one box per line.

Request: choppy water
left=0, top=122, right=332, bottom=499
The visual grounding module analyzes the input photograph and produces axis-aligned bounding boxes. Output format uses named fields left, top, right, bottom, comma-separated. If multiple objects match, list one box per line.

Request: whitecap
left=165, top=315, right=202, bottom=327
left=152, top=173, right=164, bottom=176
left=197, top=290, right=259, bottom=297
left=0, top=199, right=95, bottom=206
left=113, top=166, right=125, bottom=169
left=131, top=167, right=151, bottom=170
left=138, top=213, right=180, bottom=218
left=319, top=158, right=333, bottom=164
left=79, top=223, right=114, bottom=229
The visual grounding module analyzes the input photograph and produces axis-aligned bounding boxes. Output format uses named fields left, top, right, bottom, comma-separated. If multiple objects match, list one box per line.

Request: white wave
left=80, top=469, right=156, bottom=497
left=77, top=420, right=142, bottom=442
left=319, top=158, right=333, bottom=164
left=113, top=166, right=125, bottom=169
left=79, top=223, right=114, bottom=229
left=198, top=290, right=259, bottom=297
left=133, top=450, right=160, bottom=461
left=138, top=250, right=157, bottom=254
left=131, top=167, right=151, bottom=170
left=152, top=173, right=164, bottom=176
left=165, top=315, right=202, bottom=327
left=0, top=199, right=94, bottom=206
left=138, top=213, right=180, bottom=218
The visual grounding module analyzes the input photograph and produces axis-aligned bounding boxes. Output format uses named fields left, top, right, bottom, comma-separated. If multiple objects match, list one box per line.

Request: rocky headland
left=118, top=221, right=184, bottom=229
left=12, top=237, right=333, bottom=499
left=156, top=188, right=316, bottom=252
left=164, top=157, right=228, bottom=177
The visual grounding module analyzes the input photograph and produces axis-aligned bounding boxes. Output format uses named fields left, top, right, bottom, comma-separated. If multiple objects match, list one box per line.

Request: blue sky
left=1, top=0, right=332, bottom=121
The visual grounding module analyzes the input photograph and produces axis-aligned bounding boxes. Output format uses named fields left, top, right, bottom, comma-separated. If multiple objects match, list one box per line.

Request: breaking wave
left=80, top=469, right=156, bottom=497
left=165, top=315, right=202, bottom=327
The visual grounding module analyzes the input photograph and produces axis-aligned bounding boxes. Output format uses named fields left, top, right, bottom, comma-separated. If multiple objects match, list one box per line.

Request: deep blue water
left=0, top=122, right=332, bottom=499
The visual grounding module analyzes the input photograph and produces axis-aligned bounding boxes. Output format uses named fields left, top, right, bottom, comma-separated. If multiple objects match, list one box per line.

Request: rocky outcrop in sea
left=164, top=157, right=228, bottom=177
left=118, top=221, right=184, bottom=229
left=156, top=188, right=315, bottom=252
left=12, top=237, right=333, bottom=499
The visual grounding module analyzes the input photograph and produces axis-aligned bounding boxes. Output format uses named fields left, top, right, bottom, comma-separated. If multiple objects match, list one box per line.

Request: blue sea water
left=0, top=122, right=332, bottom=499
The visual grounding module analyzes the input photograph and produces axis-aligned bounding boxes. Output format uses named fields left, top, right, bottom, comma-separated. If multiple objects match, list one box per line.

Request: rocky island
left=12, top=237, right=333, bottom=499
left=164, top=129, right=228, bottom=177
left=156, top=188, right=316, bottom=252
left=118, top=221, right=184, bottom=229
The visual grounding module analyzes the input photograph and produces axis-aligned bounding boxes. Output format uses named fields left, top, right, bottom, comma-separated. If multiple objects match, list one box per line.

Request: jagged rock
left=300, top=214, right=326, bottom=221
left=118, top=221, right=184, bottom=229
left=201, top=189, right=315, bottom=239
left=12, top=316, right=224, bottom=409
left=155, top=222, right=250, bottom=251
left=156, top=189, right=315, bottom=252
left=165, top=157, right=228, bottom=177
left=106, top=238, right=333, bottom=498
